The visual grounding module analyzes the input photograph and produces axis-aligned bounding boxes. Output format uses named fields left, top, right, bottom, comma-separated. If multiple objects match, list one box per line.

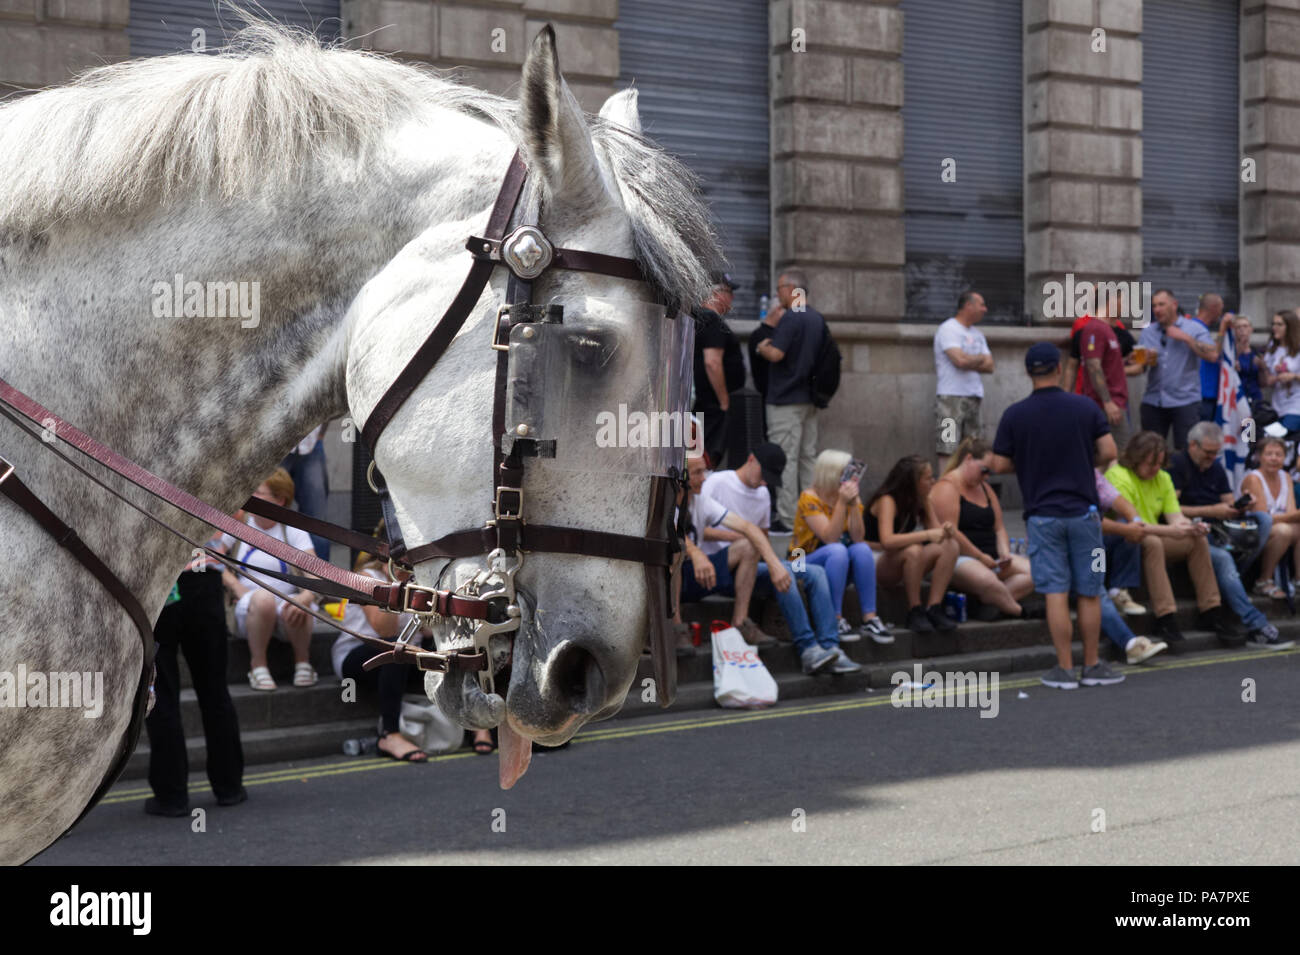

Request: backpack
left=808, top=321, right=842, bottom=409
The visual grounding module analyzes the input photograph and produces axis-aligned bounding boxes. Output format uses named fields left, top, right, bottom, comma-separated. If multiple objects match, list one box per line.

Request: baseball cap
left=712, top=271, right=740, bottom=292
left=751, top=442, right=786, bottom=488
left=1025, top=342, right=1061, bottom=376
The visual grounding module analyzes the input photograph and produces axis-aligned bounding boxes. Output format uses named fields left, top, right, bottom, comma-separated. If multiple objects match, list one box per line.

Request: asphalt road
left=30, top=648, right=1300, bottom=865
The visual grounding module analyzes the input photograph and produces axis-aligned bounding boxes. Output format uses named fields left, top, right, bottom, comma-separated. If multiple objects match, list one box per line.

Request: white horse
left=0, top=20, right=720, bottom=864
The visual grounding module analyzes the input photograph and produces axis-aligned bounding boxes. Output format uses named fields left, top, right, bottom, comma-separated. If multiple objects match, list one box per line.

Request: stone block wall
left=1024, top=0, right=1143, bottom=326
left=340, top=0, right=619, bottom=110
left=0, top=0, right=128, bottom=90
left=1243, top=0, right=1300, bottom=322
left=770, top=0, right=904, bottom=323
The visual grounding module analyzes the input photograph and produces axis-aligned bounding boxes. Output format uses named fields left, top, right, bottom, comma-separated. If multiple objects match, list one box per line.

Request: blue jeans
left=1027, top=510, right=1104, bottom=596
left=1103, top=526, right=1142, bottom=589
left=1100, top=593, right=1137, bottom=651
left=280, top=441, right=330, bottom=560
left=805, top=541, right=877, bottom=616
left=1248, top=510, right=1273, bottom=571
left=756, top=562, right=839, bottom=653
left=1209, top=544, right=1266, bottom=631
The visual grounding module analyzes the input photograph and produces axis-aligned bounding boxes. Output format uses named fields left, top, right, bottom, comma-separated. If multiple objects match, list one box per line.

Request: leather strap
left=402, top=523, right=676, bottom=566
left=0, top=385, right=476, bottom=617
left=240, top=496, right=391, bottom=559
left=0, top=460, right=153, bottom=827
left=361, top=151, right=528, bottom=452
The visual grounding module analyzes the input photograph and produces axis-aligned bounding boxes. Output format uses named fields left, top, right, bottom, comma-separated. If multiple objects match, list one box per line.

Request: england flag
left=1215, top=326, right=1252, bottom=492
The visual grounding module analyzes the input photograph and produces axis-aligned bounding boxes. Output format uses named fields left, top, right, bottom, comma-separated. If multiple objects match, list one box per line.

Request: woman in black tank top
left=930, top=437, right=1036, bottom=620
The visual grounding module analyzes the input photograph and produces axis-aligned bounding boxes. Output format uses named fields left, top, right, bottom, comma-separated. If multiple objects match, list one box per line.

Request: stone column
left=1024, top=0, right=1142, bottom=326
left=770, top=0, right=904, bottom=324
left=340, top=0, right=619, bottom=110
left=0, top=0, right=128, bottom=90
left=1242, top=0, right=1300, bottom=322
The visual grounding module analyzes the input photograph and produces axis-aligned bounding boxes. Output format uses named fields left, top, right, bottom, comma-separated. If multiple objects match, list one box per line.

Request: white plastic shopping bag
left=711, top=624, right=778, bottom=709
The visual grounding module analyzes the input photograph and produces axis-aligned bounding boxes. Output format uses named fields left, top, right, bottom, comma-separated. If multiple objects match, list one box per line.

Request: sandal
left=248, top=666, right=276, bottom=691
left=292, top=662, right=318, bottom=687
left=377, top=735, right=428, bottom=762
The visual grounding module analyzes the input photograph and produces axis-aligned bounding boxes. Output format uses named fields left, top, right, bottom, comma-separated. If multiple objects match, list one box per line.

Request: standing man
left=691, top=272, right=746, bottom=468
left=934, top=291, right=994, bottom=473
left=1191, top=293, right=1232, bottom=422
left=755, top=268, right=826, bottom=532
left=991, top=343, right=1122, bottom=689
left=1138, top=289, right=1219, bottom=450
left=1061, top=299, right=1131, bottom=452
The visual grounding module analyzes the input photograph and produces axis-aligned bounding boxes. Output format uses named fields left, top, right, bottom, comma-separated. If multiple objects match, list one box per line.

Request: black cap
left=1025, top=342, right=1061, bottom=376
left=751, top=442, right=786, bottom=488
left=712, top=271, right=740, bottom=292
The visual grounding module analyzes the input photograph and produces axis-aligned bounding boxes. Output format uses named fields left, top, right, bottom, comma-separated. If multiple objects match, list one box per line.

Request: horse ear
left=519, top=25, right=605, bottom=203
left=599, top=88, right=642, bottom=134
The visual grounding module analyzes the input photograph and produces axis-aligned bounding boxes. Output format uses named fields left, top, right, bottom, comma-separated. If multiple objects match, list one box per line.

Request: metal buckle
left=495, top=485, right=523, bottom=521
left=491, top=303, right=511, bottom=352
left=0, top=456, right=13, bottom=487
left=400, top=583, right=438, bottom=615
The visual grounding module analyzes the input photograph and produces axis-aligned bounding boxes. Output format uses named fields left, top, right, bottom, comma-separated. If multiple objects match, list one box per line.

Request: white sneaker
left=1125, top=636, right=1167, bottom=664
left=1112, top=589, right=1147, bottom=616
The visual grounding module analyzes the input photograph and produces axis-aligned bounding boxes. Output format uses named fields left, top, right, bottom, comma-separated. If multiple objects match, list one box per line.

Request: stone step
left=123, top=717, right=379, bottom=780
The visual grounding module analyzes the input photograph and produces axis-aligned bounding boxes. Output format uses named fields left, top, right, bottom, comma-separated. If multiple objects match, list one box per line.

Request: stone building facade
left=4, top=0, right=1293, bottom=511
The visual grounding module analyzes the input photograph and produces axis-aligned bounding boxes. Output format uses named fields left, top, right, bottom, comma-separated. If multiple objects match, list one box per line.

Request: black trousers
left=1139, top=401, right=1200, bottom=451
left=697, top=402, right=728, bottom=468
left=145, top=570, right=244, bottom=805
left=341, top=644, right=424, bottom=736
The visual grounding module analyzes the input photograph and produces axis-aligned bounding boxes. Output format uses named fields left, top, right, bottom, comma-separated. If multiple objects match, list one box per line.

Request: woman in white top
left=1240, top=437, right=1300, bottom=598
left=1260, top=309, right=1300, bottom=429
left=221, top=468, right=320, bottom=691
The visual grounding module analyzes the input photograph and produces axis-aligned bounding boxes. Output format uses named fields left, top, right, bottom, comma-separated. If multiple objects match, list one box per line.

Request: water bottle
left=758, top=294, right=769, bottom=322
left=342, top=737, right=375, bottom=756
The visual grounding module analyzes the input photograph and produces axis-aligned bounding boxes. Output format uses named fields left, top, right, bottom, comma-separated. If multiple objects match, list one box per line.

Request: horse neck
left=2, top=128, right=500, bottom=598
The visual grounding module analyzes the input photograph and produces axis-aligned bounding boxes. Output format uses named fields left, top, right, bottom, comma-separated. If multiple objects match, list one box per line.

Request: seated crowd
left=676, top=420, right=1296, bottom=670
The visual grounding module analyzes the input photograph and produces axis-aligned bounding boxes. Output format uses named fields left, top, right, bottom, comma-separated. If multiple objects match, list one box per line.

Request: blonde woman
left=221, top=468, right=319, bottom=691
left=791, top=449, right=893, bottom=642
left=931, top=436, right=1036, bottom=619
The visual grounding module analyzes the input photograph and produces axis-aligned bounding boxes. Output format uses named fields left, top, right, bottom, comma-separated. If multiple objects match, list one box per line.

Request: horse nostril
left=550, top=642, right=605, bottom=711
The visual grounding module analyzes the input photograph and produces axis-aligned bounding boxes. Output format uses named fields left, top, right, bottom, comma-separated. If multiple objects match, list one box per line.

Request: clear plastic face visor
left=503, top=297, right=698, bottom=476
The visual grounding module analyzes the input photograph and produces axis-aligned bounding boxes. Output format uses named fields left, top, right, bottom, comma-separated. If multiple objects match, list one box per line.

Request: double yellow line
left=98, top=646, right=1292, bottom=806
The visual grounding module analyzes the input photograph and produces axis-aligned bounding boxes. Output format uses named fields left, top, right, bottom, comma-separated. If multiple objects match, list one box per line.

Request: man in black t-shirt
left=692, top=273, right=746, bottom=467
left=1166, top=422, right=1292, bottom=649
left=992, top=343, right=1120, bottom=690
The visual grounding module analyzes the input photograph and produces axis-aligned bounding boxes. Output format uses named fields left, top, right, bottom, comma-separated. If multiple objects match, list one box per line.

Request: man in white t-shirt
left=700, top=445, right=858, bottom=674
left=934, top=290, right=994, bottom=472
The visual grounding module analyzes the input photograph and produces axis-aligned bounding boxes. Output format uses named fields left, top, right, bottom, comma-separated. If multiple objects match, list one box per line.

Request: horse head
left=347, top=26, right=720, bottom=784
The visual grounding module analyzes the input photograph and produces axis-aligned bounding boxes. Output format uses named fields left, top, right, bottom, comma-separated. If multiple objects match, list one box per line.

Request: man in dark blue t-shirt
left=755, top=267, right=828, bottom=530
left=993, top=343, right=1120, bottom=690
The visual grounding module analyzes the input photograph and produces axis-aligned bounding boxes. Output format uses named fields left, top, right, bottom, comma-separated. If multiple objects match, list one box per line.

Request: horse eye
left=565, top=325, right=620, bottom=371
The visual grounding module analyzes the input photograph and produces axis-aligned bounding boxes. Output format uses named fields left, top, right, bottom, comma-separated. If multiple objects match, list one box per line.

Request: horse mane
left=0, top=17, right=721, bottom=311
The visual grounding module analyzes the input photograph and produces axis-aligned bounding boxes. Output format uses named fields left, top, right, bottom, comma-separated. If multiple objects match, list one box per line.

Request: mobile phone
left=1232, top=494, right=1252, bottom=510
left=840, top=458, right=865, bottom=484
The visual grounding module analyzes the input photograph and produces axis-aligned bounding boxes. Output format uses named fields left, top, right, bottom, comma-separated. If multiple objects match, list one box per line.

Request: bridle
left=0, top=148, right=689, bottom=830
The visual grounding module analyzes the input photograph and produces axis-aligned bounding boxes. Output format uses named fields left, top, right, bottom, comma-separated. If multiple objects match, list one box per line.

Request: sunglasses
left=980, top=466, right=991, bottom=476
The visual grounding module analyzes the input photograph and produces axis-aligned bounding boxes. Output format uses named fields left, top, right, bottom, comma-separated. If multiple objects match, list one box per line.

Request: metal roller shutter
left=1142, top=0, right=1240, bottom=312
left=902, top=0, right=1024, bottom=324
left=617, top=0, right=770, bottom=321
left=129, top=1, right=340, bottom=58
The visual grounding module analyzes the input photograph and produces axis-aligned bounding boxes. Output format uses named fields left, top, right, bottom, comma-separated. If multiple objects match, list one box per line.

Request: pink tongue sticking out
left=497, top=717, right=532, bottom=790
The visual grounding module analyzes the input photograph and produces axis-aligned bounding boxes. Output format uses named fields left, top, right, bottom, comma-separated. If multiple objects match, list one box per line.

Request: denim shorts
left=1026, top=510, right=1104, bottom=596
